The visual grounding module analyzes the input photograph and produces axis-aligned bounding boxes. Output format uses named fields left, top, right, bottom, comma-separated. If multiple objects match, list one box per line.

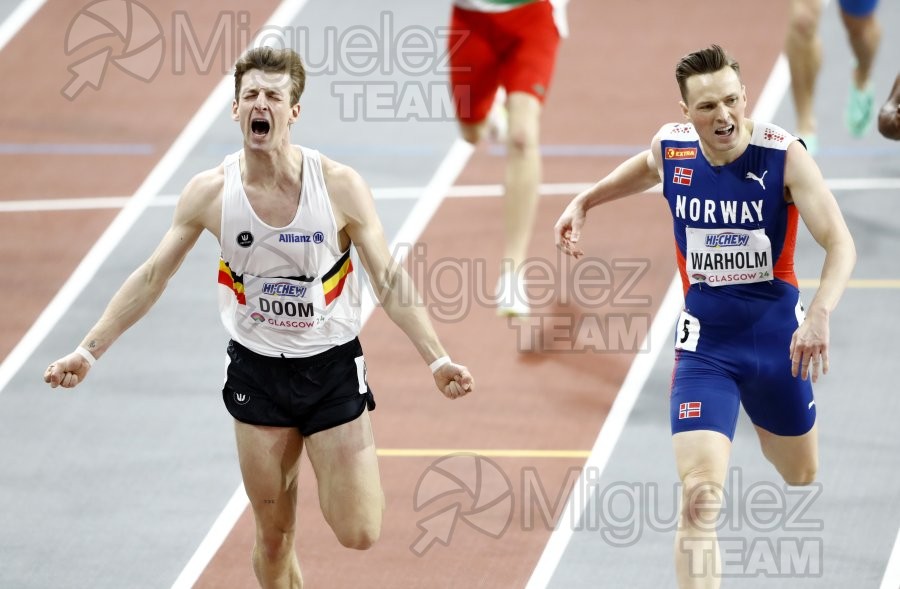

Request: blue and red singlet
left=658, top=122, right=816, bottom=439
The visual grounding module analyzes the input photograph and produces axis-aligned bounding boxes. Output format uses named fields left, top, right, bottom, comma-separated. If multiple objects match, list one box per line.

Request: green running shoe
left=846, top=85, right=875, bottom=138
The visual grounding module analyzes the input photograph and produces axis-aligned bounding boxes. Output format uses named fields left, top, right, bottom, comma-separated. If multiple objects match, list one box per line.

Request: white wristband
left=75, top=346, right=97, bottom=367
left=429, top=356, right=451, bottom=374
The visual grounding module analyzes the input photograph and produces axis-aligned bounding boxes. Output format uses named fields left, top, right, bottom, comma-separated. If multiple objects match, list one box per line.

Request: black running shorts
left=222, top=338, right=376, bottom=436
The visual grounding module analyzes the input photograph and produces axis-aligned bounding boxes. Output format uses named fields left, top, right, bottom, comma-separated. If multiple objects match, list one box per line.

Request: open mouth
left=715, top=124, right=735, bottom=137
left=251, top=118, right=270, bottom=136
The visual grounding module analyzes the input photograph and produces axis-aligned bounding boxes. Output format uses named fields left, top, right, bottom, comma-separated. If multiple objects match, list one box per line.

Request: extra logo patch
left=236, top=231, right=254, bottom=248
left=665, top=147, right=697, bottom=160
left=678, top=401, right=701, bottom=419
left=233, top=391, right=250, bottom=405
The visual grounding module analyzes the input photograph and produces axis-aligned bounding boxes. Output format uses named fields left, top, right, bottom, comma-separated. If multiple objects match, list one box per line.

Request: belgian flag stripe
left=322, top=251, right=353, bottom=305
left=217, top=259, right=234, bottom=288
left=218, top=258, right=246, bottom=305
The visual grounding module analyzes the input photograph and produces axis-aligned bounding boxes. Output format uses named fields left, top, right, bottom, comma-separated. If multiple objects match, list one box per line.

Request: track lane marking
left=0, top=0, right=47, bottom=53
left=4, top=176, right=899, bottom=212
left=376, top=449, right=591, bottom=458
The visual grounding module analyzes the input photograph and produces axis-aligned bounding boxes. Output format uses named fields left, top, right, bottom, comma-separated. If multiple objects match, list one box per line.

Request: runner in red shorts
left=448, top=0, right=567, bottom=316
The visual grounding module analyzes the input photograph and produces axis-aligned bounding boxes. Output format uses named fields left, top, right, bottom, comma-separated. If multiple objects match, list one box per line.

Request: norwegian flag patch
left=679, top=401, right=701, bottom=419
left=673, top=167, right=693, bottom=186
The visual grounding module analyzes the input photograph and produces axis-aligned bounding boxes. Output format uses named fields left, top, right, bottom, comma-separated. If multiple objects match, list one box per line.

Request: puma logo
left=745, top=170, right=767, bottom=190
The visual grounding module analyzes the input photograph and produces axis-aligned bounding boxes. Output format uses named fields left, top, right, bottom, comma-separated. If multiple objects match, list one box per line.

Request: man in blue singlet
left=555, top=45, right=856, bottom=588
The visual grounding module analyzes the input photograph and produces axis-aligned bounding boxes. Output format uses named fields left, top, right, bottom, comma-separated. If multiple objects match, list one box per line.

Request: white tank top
left=217, top=147, right=360, bottom=357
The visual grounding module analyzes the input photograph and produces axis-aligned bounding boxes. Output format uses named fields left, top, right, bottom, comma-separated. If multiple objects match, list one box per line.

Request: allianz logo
left=279, top=231, right=325, bottom=244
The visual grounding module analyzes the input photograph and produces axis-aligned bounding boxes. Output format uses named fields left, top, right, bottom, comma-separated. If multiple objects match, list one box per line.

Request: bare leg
left=459, top=120, right=487, bottom=145
left=234, top=421, right=304, bottom=589
left=673, top=430, right=732, bottom=589
left=502, top=91, right=542, bottom=270
left=754, top=423, right=818, bottom=485
left=785, top=0, right=823, bottom=138
left=305, top=410, right=384, bottom=550
left=840, top=9, right=881, bottom=90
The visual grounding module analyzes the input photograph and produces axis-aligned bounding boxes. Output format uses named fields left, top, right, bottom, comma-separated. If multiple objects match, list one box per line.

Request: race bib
left=685, top=227, right=773, bottom=287
left=242, top=275, right=326, bottom=332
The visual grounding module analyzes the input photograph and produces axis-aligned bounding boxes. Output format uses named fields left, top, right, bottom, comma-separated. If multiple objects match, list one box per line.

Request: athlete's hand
left=43, top=351, right=92, bottom=389
left=878, top=95, right=900, bottom=141
left=878, top=75, right=900, bottom=141
left=433, top=362, right=474, bottom=399
left=790, top=309, right=829, bottom=383
left=555, top=198, right=587, bottom=259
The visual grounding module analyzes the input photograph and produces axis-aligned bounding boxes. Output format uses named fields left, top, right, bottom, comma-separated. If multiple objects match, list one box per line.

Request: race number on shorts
left=675, top=310, right=700, bottom=352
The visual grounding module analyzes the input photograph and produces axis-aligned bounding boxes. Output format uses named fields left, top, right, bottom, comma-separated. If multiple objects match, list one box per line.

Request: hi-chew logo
left=705, top=233, right=750, bottom=248
left=262, top=282, right=307, bottom=297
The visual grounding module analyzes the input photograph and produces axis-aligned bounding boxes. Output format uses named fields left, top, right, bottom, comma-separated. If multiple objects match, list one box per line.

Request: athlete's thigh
left=670, top=349, right=743, bottom=441
left=233, top=420, right=303, bottom=514
left=789, top=0, right=823, bottom=23
left=304, top=410, right=383, bottom=518
left=755, top=422, right=818, bottom=477
left=741, top=307, right=816, bottom=437
left=673, top=429, right=732, bottom=485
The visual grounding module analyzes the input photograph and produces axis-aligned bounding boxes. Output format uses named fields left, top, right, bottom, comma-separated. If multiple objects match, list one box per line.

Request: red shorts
left=448, top=1, right=561, bottom=124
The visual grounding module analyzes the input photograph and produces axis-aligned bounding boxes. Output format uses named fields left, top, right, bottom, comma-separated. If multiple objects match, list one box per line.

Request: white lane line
left=879, top=525, right=900, bottom=589
left=0, top=0, right=46, bottom=53
left=3, top=176, right=898, bottom=213
left=168, top=483, right=250, bottom=589
left=523, top=44, right=792, bottom=589
left=523, top=276, right=682, bottom=589
left=168, top=144, right=475, bottom=588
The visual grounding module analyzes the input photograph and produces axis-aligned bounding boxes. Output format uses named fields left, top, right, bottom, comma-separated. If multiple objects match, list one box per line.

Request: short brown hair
left=234, top=47, right=306, bottom=105
left=675, top=45, right=741, bottom=101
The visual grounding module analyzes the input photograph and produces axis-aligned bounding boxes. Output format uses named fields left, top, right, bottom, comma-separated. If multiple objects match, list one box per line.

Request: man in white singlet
left=44, top=47, right=474, bottom=588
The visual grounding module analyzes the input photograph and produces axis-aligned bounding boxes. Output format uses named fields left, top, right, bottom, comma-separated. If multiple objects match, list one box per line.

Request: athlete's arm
left=877, top=73, right=900, bottom=141
left=43, top=169, right=223, bottom=389
left=555, top=135, right=663, bottom=258
left=323, top=157, right=473, bottom=399
left=784, top=141, right=856, bottom=382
